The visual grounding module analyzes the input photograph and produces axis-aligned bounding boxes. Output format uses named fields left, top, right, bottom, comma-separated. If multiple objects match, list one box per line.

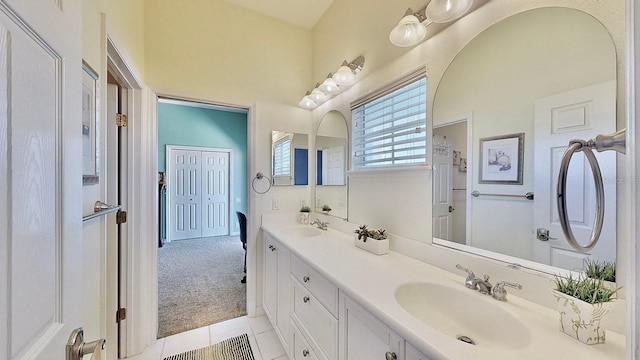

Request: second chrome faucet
left=455, top=264, right=522, bottom=301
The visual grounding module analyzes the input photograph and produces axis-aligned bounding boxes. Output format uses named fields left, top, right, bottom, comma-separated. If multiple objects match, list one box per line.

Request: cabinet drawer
left=292, top=280, right=338, bottom=360
left=291, top=254, right=338, bottom=316
left=293, top=323, right=320, bottom=360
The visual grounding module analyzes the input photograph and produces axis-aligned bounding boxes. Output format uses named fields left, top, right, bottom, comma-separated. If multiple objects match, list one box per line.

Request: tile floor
left=126, top=315, right=289, bottom=360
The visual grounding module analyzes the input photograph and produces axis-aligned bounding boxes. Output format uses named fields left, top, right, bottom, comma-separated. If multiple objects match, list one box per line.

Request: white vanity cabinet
left=405, top=343, right=431, bottom=360
left=263, top=233, right=292, bottom=355
left=290, top=254, right=339, bottom=360
left=339, top=294, right=405, bottom=360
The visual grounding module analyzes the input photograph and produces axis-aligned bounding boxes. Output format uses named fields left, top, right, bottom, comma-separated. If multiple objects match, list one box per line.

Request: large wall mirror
left=432, top=8, right=619, bottom=275
left=272, top=131, right=309, bottom=186
left=315, top=110, right=348, bottom=219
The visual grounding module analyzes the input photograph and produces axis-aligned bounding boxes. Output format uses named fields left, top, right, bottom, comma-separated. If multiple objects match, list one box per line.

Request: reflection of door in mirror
left=272, top=131, right=309, bottom=186
left=433, top=122, right=468, bottom=244
left=431, top=7, right=618, bottom=273
left=315, top=111, right=348, bottom=219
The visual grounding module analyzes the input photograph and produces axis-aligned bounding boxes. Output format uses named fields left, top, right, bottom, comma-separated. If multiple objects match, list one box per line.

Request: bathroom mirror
left=271, top=131, right=309, bottom=186
left=432, top=8, right=618, bottom=274
left=315, top=110, right=348, bottom=219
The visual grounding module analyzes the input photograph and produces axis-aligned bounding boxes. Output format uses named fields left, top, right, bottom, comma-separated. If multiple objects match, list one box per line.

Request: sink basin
left=281, top=226, right=322, bottom=237
left=395, top=282, right=531, bottom=350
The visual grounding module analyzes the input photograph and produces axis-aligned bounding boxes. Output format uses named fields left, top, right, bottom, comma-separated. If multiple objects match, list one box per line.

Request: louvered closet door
left=202, top=151, right=229, bottom=237
left=170, top=149, right=202, bottom=240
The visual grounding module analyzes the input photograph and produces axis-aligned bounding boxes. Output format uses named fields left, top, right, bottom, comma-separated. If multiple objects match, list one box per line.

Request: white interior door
left=432, top=135, right=454, bottom=241
left=0, top=0, right=84, bottom=359
left=202, top=151, right=230, bottom=237
left=533, top=80, right=617, bottom=269
left=169, top=149, right=202, bottom=240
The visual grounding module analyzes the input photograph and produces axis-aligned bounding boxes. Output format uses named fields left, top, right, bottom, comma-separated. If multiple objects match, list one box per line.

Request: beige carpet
left=158, top=235, right=247, bottom=338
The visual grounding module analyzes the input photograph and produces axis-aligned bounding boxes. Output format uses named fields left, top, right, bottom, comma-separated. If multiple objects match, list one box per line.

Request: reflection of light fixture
left=318, top=74, right=341, bottom=95
left=298, top=56, right=365, bottom=109
left=298, top=91, right=317, bottom=109
left=389, top=0, right=476, bottom=47
left=426, top=0, right=473, bottom=23
left=389, top=8, right=427, bottom=47
left=309, top=85, right=327, bottom=103
left=332, top=56, right=365, bottom=86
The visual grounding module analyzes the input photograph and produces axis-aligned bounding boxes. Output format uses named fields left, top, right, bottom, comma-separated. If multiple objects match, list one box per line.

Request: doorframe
left=165, top=144, right=235, bottom=241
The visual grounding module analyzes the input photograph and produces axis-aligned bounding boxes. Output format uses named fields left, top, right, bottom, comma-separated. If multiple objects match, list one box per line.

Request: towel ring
left=556, top=129, right=626, bottom=252
left=252, top=172, right=272, bottom=194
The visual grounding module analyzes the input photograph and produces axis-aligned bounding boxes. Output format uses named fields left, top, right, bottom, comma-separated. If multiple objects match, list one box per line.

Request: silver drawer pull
left=302, top=349, right=309, bottom=357
left=303, top=276, right=310, bottom=283
left=385, top=351, right=397, bottom=360
left=271, top=246, right=276, bottom=251
left=303, top=296, right=310, bottom=303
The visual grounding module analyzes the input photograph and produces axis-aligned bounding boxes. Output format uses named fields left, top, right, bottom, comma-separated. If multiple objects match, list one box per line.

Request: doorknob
left=66, top=328, right=105, bottom=360
left=449, top=205, right=455, bottom=213
left=536, top=228, right=557, bottom=241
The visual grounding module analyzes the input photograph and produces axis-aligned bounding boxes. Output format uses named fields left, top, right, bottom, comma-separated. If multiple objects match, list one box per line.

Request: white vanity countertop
left=261, top=222, right=625, bottom=360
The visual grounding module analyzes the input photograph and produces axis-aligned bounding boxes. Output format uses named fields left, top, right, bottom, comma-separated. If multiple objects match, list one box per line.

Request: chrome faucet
left=310, top=218, right=329, bottom=230
left=492, top=281, right=522, bottom=302
left=455, top=264, right=492, bottom=295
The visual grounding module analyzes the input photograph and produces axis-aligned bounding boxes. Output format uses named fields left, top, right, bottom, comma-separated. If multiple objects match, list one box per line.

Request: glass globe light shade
left=318, top=77, right=341, bottom=95
left=310, top=88, right=327, bottom=103
left=298, top=95, right=317, bottom=109
left=389, top=14, right=426, bottom=47
left=332, top=65, right=356, bottom=86
left=426, top=0, right=473, bottom=23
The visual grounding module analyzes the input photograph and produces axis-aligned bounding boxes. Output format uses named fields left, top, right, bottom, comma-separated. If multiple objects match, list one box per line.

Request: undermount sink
left=281, top=226, right=322, bottom=237
left=395, top=282, right=531, bottom=350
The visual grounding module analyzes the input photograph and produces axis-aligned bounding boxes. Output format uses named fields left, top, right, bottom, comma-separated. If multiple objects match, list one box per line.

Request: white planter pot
left=299, top=213, right=309, bottom=224
left=551, top=290, right=613, bottom=345
left=354, top=234, right=389, bottom=255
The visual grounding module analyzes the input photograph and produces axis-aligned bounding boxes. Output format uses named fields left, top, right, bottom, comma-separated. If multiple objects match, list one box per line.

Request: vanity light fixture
left=426, top=0, right=473, bottom=23
left=389, top=0, right=475, bottom=47
left=298, top=56, right=365, bottom=109
left=389, top=8, right=429, bottom=47
left=298, top=91, right=317, bottom=109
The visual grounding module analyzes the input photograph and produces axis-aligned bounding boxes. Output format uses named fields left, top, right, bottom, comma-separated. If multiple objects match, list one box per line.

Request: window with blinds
left=351, top=69, right=427, bottom=169
left=272, top=136, right=291, bottom=184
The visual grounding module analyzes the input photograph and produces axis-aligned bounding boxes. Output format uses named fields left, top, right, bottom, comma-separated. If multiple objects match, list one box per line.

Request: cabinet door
left=276, top=243, right=291, bottom=352
left=405, top=342, right=432, bottom=360
left=339, top=294, right=404, bottom=360
left=263, top=234, right=278, bottom=323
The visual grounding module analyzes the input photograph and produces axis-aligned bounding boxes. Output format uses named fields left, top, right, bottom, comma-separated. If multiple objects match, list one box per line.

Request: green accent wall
left=158, top=102, right=248, bottom=219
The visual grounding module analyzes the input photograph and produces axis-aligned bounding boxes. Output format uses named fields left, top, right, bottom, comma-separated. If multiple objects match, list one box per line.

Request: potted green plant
left=299, top=205, right=311, bottom=224
left=584, top=259, right=616, bottom=283
left=353, top=225, right=389, bottom=255
left=552, top=274, right=620, bottom=344
left=321, top=204, right=332, bottom=213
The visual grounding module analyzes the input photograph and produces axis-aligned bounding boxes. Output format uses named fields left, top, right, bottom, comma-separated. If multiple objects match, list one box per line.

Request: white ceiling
left=225, top=0, right=334, bottom=29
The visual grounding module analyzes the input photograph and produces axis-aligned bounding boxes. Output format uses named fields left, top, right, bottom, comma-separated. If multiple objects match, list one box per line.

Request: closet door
left=202, top=151, right=230, bottom=237
left=170, top=149, right=202, bottom=240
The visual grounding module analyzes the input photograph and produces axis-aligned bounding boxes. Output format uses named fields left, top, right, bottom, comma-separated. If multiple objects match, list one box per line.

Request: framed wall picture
left=452, top=150, right=461, bottom=165
left=479, top=133, right=524, bottom=184
left=82, top=61, right=100, bottom=185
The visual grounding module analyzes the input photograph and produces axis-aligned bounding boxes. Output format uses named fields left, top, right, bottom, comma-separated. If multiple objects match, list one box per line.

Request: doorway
left=156, top=98, right=249, bottom=338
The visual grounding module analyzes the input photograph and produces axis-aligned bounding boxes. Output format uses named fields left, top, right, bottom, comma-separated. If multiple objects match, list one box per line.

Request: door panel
left=202, top=151, right=229, bottom=237
left=0, top=0, right=82, bottom=358
left=170, top=150, right=201, bottom=240
left=533, top=81, right=616, bottom=268
left=432, top=135, right=453, bottom=241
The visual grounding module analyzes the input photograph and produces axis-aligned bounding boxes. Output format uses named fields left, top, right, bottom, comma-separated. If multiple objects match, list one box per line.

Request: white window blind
left=272, top=136, right=291, bottom=183
left=351, top=68, right=427, bottom=169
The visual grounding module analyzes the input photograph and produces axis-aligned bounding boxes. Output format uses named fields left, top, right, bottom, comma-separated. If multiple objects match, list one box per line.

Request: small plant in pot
left=299, top=205, right=311, bottom=224
left=552, top=274, right=620, bottom=345
left=321, top=204, right=332, bottom=213
left=353, top=225, right=389, bottom=255
left=584, top=259, right=616, bottom=283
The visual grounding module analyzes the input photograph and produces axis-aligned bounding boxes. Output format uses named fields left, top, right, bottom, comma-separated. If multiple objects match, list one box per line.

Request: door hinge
left=116, top=210, right=127, bottom=224
left=116, top=113, right=128, bottom=127
left=116, top=308, right=126, bottom=322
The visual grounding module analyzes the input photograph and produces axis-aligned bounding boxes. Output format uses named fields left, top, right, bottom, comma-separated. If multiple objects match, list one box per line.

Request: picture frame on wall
left=478, top=133, right=524, bottom=184
left=82, top=61, right=100, bottom=185
left=452, top=150, right=461, bottom=165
